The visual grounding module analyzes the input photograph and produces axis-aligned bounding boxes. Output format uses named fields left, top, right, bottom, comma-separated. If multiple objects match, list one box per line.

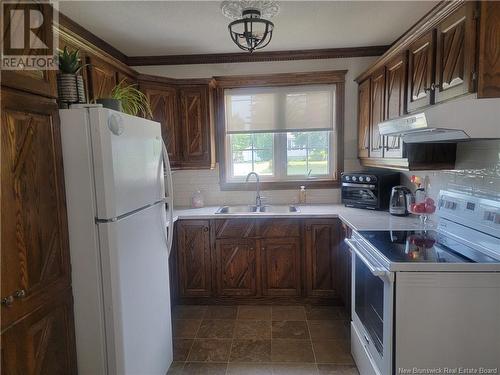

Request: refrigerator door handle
left=161, top=140, right=174, bottom=255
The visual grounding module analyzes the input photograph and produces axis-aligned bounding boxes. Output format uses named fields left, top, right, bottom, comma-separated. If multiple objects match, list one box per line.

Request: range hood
left=378, top=95, right=500, bottom=143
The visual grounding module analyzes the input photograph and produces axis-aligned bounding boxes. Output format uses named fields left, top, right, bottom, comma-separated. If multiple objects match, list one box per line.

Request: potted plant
left=57, top=47, right=86, bottom=106
left=97, top=80, right=153, bottom=118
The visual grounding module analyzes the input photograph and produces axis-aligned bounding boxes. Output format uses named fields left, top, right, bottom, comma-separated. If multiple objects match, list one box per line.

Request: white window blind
left=225, top=85, right=335, bottom=134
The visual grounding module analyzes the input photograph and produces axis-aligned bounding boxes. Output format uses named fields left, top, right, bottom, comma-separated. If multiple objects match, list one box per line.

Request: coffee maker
left=389, top=186, right=414, bottom=216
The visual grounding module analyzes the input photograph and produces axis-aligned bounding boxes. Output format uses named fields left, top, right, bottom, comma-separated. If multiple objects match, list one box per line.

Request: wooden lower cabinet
left=261, top=238, right=301, bottom=297
left=215, top=239, right=258, bottom=296
left=175, top=218, right=347, bottom=303
left=177, top=220, right=212, bottom=297
left=305, top=219, right=340, bottom=297
left=1, top=290, right=77, bottom=375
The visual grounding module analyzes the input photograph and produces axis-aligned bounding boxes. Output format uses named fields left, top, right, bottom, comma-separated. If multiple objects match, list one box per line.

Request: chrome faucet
left=245, top=172, right=263, bottom=208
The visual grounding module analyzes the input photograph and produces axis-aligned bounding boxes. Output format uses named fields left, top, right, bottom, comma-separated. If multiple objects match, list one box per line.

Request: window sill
left=220, top=179, right=340, bottom=191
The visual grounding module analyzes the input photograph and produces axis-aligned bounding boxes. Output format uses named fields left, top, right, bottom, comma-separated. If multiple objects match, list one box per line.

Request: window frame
left=215, top=70, right=346, bottom=191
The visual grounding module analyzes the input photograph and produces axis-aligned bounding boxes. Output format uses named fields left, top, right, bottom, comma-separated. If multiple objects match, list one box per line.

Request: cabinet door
left=178, top=86, right=212, bottom=168
left=1, top=290, right=77, bottom=375
left=177, top=220, right=211, bottom=297
left=478, top=1, right=500, bottom=98
left=370, top=68, right=386, bottom=158
left=144, top=86, right=182, bottom=167
left=215, top=239, right=257, bottom=296
left=357, top=79, right=371, bottom=158
left=407, top=30, right=436, bottom=111
left=86, top=55, right=117, bottom=101
left=305, top=220, right=340, bottom=297
left=261, top=238, right=301, bottom=297
left=1, top=89, right=72, bottom=328
left=435, top=3, right=476, bottom=103
left=384, top=54, right=407, bottom=158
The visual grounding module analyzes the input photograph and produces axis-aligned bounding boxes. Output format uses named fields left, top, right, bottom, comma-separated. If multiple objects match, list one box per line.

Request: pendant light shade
left=222, top=1, right=279, bottom=53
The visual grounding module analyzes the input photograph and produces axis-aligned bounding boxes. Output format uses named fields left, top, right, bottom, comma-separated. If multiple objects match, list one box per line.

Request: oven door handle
left=345, top=238, right=387, bottom=277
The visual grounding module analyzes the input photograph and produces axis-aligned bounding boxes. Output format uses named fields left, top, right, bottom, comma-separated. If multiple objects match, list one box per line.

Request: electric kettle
left=389, top=186, right=414, bottom=216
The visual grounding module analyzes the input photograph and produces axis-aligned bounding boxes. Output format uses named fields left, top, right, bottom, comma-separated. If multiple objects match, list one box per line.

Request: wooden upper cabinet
left=261, top=238, right=301, bottom=297
left=435, top=3, right=477, bottom=103
left=86, top=55, right=117, bottom=101
left=407, top=30, right=436, bottom=112
left=357, top=79, right=371, bottom=158
left=1, top=89, right=72, bottom=328
left=143, top=85, right=182, bottom=167
left=176, top=220, right=211, bottom=297
left=384, top=53, right=407, bottom=158
left=370, top=68, right=386, bottom=158
left=305, top=220, right=340, bottom=297
left=215, top=239, right=257, bottom=296
left=477, top=1, right=500, bottom=98
left=178, top=86, right=213, bottom=168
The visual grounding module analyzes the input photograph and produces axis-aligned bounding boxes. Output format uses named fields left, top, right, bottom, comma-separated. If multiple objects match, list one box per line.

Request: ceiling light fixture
left=221, top=1, right=279, bottom=53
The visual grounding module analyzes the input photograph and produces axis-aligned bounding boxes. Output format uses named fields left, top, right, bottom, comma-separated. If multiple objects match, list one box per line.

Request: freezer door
left=90, top=108, right=165, bottom=219
left=98, top=202, right=172, bottom=375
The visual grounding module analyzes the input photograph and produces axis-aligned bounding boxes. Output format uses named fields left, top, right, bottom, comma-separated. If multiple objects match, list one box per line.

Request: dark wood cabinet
left=175, top=218, right=345, bottom=303
left=478, top=1, right=500, bottom=98
left=305, top=220, right=340, bottom=297
left=407, top=30, right=436, bottom=112
left=1, top=290, right=77, bottom=375
left=177, top=220, right=212, bottom=297
left=1, top=89, right=73, bottom=328
left=370, top=68, right=386, bottom=158
left=261, top=238, right=301, bottom=297
left=140, top=79, right=215, bottom=170
left=144, top=84, right=182, bottom=167
left=86, top=55, right=118, bottom=101
left=384, top=53, right=407, bottom=158
left=178, top=86, right=213, bottom=169
left=1, top=88, right=77, bottom=373
left=357, top=79, right=371, bottom=158
left=215, top=239, right=258, bottom=296
left=435, top=3, right=477, bottom=103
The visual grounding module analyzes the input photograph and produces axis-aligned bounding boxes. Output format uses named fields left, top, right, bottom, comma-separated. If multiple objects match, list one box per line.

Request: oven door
left=345, top=236, right=394, bottom=375
left=341, top=184, right=379, bottom=209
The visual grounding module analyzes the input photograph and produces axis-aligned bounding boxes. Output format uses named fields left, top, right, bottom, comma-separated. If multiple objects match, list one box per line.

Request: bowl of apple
left=409, top=197, right=436, bottom=225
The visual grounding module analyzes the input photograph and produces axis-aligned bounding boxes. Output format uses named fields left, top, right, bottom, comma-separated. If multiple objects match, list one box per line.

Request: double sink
left=215, top=205, right=299, bottom=214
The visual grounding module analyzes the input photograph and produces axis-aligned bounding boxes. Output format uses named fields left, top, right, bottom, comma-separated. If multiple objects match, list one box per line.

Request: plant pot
left=96, top=98, right=123, bottom=112
left=57, top=73, right=86, bottom=104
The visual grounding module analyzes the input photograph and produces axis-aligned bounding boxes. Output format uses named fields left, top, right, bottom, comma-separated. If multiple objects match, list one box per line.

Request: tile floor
left=169, top=305, right=359, bottom=375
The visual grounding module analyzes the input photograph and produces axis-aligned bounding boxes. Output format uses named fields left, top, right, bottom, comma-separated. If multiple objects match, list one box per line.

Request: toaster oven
left=341, top=171, right=400, bottom=210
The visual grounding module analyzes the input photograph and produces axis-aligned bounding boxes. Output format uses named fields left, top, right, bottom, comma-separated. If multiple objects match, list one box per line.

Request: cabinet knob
left=306, top=226, right=311, bottom=231
left=203, top=227, right=209, bottom=232
left=13, top=289, right=26, bottom=299
left=1, top=295, right=14, bottom=307
left=424, top=83, right=436, bottom=93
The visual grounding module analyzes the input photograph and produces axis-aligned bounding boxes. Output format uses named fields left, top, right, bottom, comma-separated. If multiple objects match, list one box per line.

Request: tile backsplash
left=401, top=140, right=500, bottom=202
left=173, top=140, right=500, bottom=208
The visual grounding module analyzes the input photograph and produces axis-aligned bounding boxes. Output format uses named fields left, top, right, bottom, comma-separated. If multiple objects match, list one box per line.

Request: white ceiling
left=59, top=1, right=438, bottom=56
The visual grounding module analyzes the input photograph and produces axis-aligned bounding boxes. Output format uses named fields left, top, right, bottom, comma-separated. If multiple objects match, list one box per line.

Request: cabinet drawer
left=258, top=219, right=301, bottom=238
left=214, top=219, right=256, bottom=238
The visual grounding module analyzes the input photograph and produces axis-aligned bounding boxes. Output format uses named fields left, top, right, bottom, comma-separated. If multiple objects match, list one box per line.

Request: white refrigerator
left=60, top=106, right=174, bottom=375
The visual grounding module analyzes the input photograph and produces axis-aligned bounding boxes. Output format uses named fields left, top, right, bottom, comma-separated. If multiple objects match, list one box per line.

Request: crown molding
left=126, top=46, right=389, bottom=66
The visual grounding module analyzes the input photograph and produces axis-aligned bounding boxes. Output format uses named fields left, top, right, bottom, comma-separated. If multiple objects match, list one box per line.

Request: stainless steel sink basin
left=215, top=205, right=258, bottom=214
left=259, top=205, right=299, bottom=213
left=215, top=205, right=299, bottom=214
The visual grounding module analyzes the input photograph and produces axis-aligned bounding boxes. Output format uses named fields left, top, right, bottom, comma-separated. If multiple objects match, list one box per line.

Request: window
left=221, top=81, right=342, bottom=187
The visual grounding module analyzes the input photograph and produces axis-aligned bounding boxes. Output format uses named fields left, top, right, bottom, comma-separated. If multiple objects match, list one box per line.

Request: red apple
left=425, top=197, right=435, bottom=205
left=414, top=203, right=426, bottom=213
left=425, top=204, right=436, bottom=214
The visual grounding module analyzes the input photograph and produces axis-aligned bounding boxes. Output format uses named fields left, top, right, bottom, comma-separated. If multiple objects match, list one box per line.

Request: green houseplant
left=97, top=80, right=153, bottom=118
left=57, top=47, right=86, bottom=105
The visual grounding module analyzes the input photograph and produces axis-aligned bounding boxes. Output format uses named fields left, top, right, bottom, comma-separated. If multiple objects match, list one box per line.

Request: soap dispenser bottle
left=299, top=186, right=306, bottom=204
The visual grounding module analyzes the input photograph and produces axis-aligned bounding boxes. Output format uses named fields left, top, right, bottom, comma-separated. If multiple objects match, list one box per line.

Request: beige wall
left=136, top=57, right=377, bottom=206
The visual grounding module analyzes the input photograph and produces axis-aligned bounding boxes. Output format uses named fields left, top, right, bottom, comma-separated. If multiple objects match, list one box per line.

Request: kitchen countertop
left=173, top=204, right=436, bottom=232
